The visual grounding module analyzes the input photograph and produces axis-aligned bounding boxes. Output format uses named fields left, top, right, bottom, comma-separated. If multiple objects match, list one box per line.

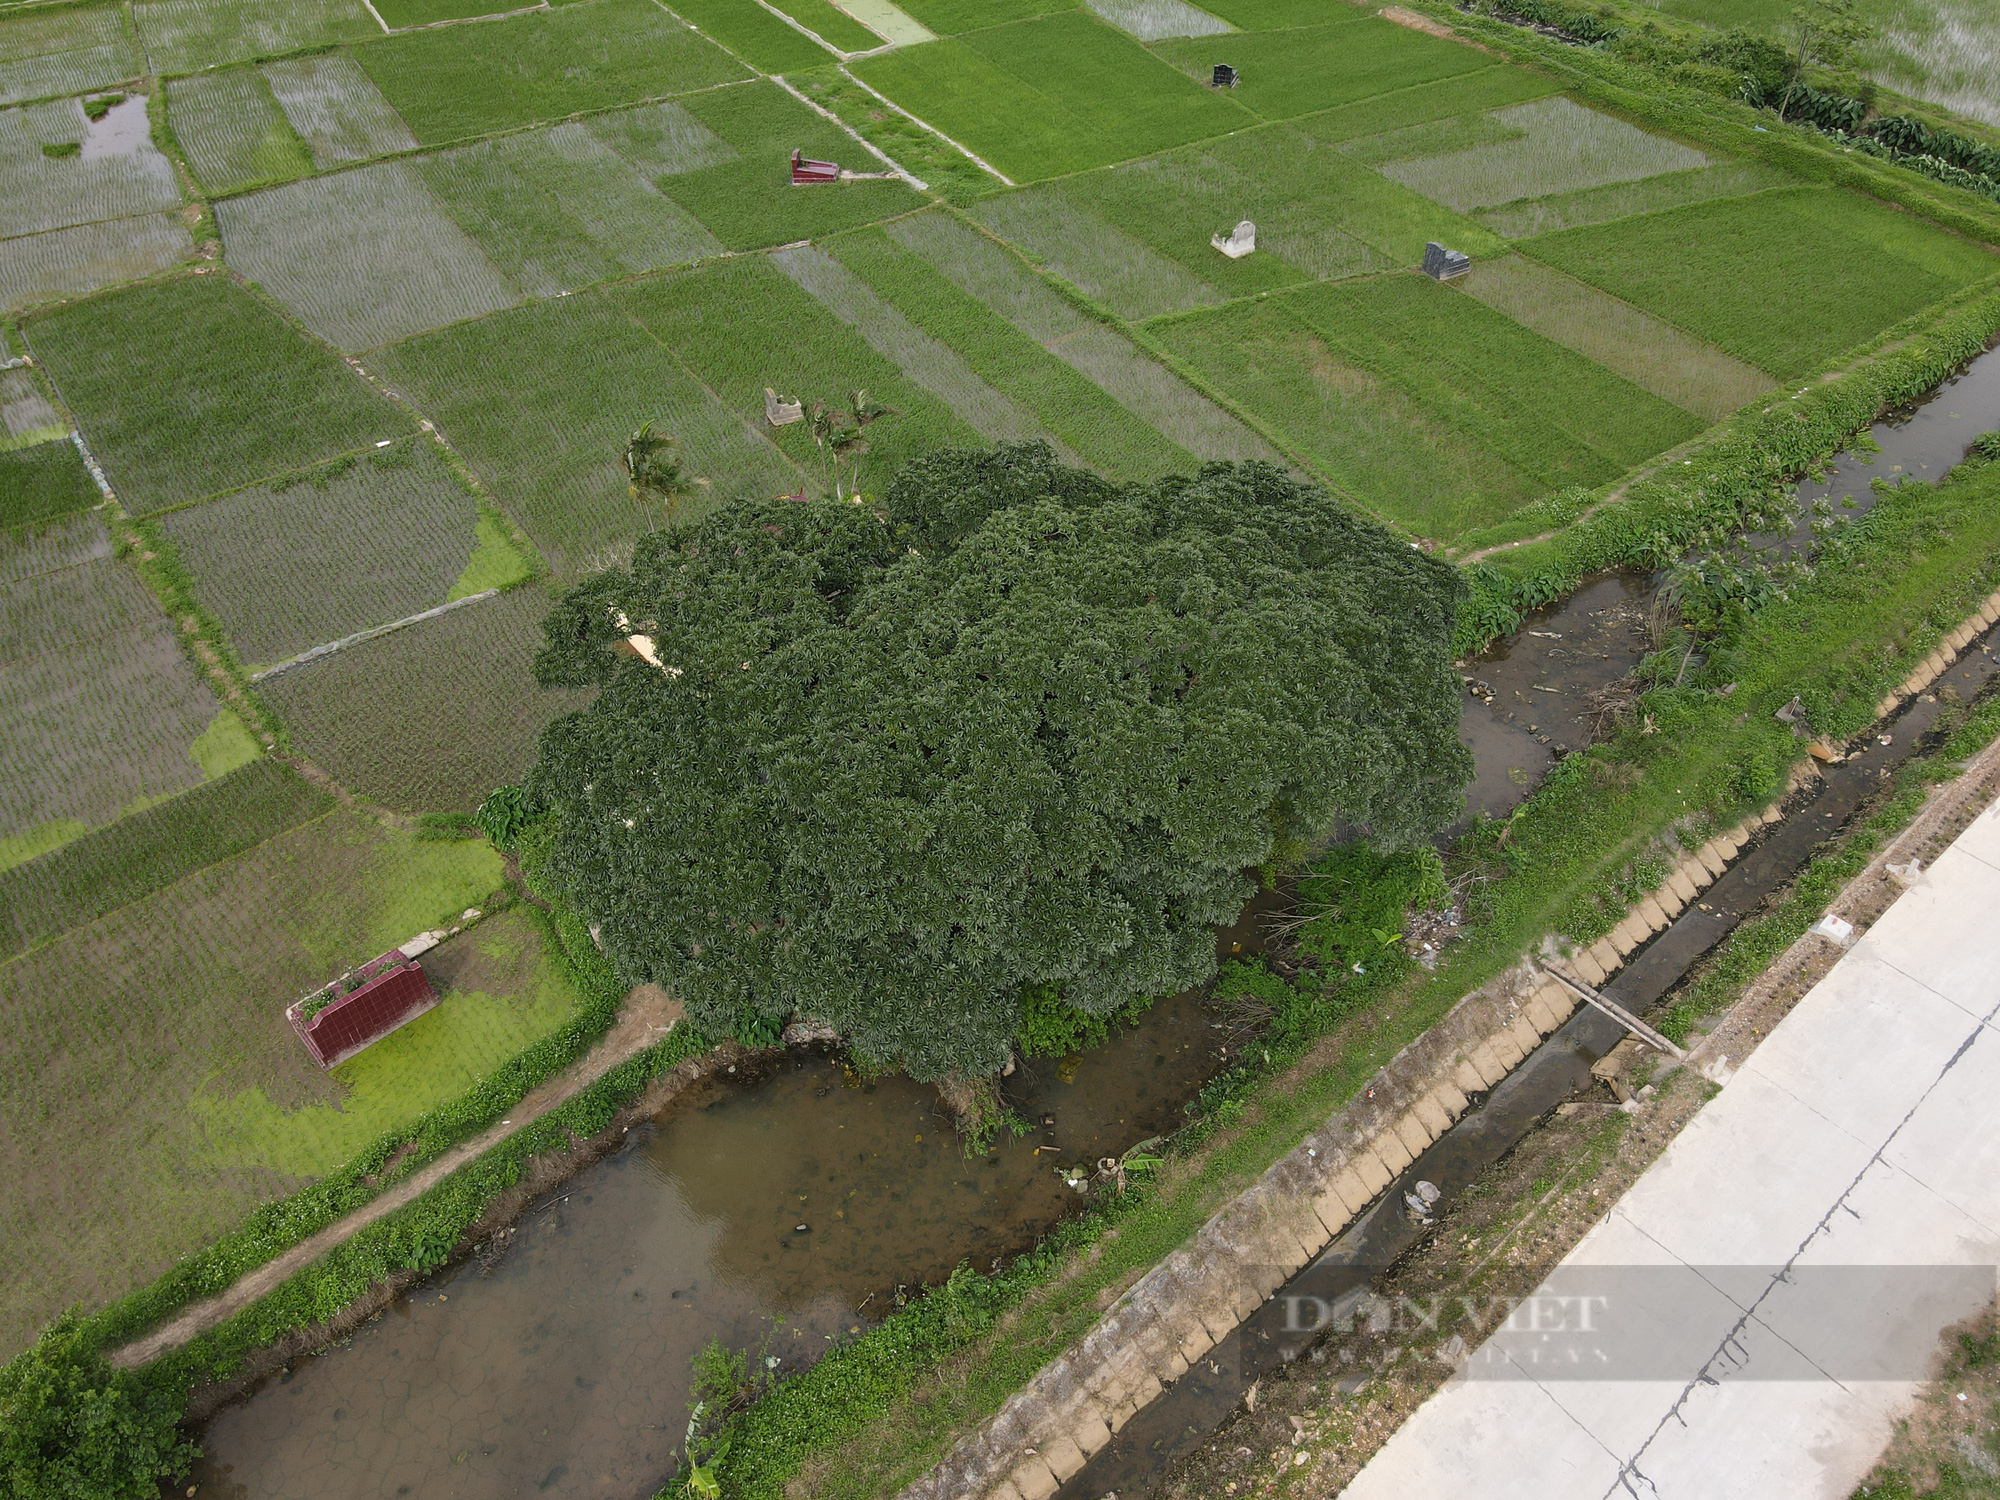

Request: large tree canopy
left=528, top=446, right=1471, bottom=1078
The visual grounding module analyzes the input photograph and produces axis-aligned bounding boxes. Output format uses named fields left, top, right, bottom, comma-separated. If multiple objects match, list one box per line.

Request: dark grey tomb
left=1422, top=241, right=1471, bottom=280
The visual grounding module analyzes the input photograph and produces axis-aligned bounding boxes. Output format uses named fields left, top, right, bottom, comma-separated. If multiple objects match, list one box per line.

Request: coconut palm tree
left=624, top=421, right=708, bottom=521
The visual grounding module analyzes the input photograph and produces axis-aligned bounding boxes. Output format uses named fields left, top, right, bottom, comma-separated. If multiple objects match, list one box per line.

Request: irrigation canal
left=183, top=346, right=2000, bottom=1500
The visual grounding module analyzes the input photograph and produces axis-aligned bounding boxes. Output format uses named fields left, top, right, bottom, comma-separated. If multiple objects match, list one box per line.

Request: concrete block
left=1228, top=1279, right=1263, bottom=1323
left=1431, top=1078, right=1470, bottom=1119
left=1710, top=834, right=1741, bottom=862
left=1393, top=1109, right=1435, bottom=1158
left=1451, top=1057, right=1488, bottom=1098
left=1607, top=918, right=1640, bottom=958
left=1195, top=1303, right=1237, bottom=1345
left=1759, top=803, right=1782, bottom=825
left=1505, top=1012, right=1543, bottom=1057
left=1243, top=1260, right=1286, bottom=1298
left=1675, top=856, right=1709, bottom=893
left=1412, top=1091, right=1453, bottom=1137
left=1697, top=844, right=1728, bottom=879
left=988, top=1480, right=1029, bottom=1500
left=1331, top=1165, right=1375, bottom=1216
left=1042, top=1432, right=1089, bottom=1482
left=1655, top=883, right=1686, bottom=919
left=1488, top=1024, right=1527, bottom=1071
left=1948, top=624, right=1973, bottom=651
left=1311, top=1186, right=1353, bottom=1241
left=1467, top=1040, right=1509, bottom=1088
left=1350, top=1146, right=1393, bottom=1197
left=1570, top=946, right=1608, bottom=987
left=1638, top=894, right=1671, bottom=932
left=1072, top=1408, right=1114, bottom=1460
left=1525, top=992, right=1563, bottom=1035
left=1159, top=1348, right=1189, bottom=1381
left=1008, top=1455, right=1062, bottom=1500
left=1372, top=1127, right=1416, bottom=1175
left=1877, top=694, right=1900, bottom=719
left=1588, top=937, right=1623, bottom=976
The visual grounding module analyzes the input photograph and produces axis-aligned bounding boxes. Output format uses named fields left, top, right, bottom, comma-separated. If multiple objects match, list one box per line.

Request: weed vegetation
left=1295, top=64, right=1562, bottom=142
left=135, top=0, right=381, bottom=76
left=26, top=274, right=408, bottom=512
left=1472, top=159, right=1790, bottom=236
left=1525, top=186, right=2000, bottom=379
left=351, top=0, right=749, bottom=145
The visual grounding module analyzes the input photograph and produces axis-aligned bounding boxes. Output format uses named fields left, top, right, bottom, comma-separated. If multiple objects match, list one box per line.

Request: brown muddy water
left=186, top=909, right=1270, bottom=1500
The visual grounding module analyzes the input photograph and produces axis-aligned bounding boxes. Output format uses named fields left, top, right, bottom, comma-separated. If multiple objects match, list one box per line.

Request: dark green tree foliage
left=0, top=1311, right=195, bottom=1499
left=528, top=445, right=1471, bottom=1078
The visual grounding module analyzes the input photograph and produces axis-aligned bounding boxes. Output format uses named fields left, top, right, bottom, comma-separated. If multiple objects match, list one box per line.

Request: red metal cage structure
left=287, top=948, right=439, bottom=1070
left=791, top=147, right=839, bottom=185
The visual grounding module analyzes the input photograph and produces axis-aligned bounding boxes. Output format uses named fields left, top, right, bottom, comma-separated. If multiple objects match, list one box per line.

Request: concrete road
left=1341, top=797, right=2000, bottom=1500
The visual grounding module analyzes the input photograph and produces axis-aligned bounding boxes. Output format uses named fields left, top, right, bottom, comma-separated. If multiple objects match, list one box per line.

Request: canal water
left=185, top=344, right=2000, bottom=1499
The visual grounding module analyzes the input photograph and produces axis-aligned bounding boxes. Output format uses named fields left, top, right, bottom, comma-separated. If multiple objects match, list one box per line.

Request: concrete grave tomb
left=1211, top=220, right=1255, bottom=258
left=1422, top=241, right=1471, bottom=280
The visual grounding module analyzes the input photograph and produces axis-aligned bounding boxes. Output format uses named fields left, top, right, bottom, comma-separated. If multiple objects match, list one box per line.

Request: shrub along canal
left=182, top=345, right=2000, bottom=1500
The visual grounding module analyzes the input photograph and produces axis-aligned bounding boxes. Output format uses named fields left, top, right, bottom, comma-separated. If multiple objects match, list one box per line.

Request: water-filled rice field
left=25, top=275, right=407, bottom=512
left=159, top=438, right=491, bottom=669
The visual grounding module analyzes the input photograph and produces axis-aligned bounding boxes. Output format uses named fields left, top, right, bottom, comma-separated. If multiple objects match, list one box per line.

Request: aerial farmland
left=1, top=0, right=1998, bottom=1492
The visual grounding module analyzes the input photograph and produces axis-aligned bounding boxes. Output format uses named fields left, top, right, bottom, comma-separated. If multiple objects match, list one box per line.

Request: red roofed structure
left=287, top=946, right=439, bottom=1070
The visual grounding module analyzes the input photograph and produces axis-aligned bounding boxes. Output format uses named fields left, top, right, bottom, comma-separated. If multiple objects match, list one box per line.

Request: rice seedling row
left=26, top=274, right=411, bottom=513
left=1184, top=0, right=1367, bottom=27
left=0, top=807, right=510, bottom=1357
left=1290, top=65, right=1559, bottom=145
left=657, top=0, right=836, bottom=74
left=159, top=438, right=486, bottom=668
left=969, top=186, right=1224, bottom=320
left=259, top=586, right=595, bottom=811
left=219, top=159, right=522, bottom=349
left=1151, top=16, right=1492, bottom=124
left=883, top=207, right=1278, bottom=461
left=768, top=0, right=883, bottom=53
left=372, top=287, right=798, bottom=574
left=135, top=0, right=382, bottom=78
left=0, top=369, right=64, bottom=450
left=261, top=52, right=418, bottom=168
left=887, top=0, right=1068, bottom=32
left=1472, top=160, right=1791, bottom=238
left=617, top=252, right=984, bottom=487
left=0, top=210, right=193, bottom=315
left=0, top=756, right=334, bottom=963
left=493, top=122, right=724, bottom=273
left=1085, top=0, right=1231, bottom=43
left=1380, top=95, right=1710, bottom=211
left=373, top=0, right=533, bottom=26
left=165, top=66, right=314, bottom=196
left=0, top=553, right=234, bottom=855
left=0, top=3, right=140, bottom=108
left=1274, top=271, right=1701, bottom=491
left=826, top=222, right=1196, bottom=478
left=350, top=0, right=750, bottom=147
left=1456, top=253, right=1774, bottom=422
left=772, top=241, right=1078, bottom=459
left=659, top=80, right=920, bottom=249
left=1522, top=186, right=2000, bottom=380
left=852, top=10, right=1253, bottom=181
left=836, top=0, right=934, bottom=47
left=0, top=97, right=182, bottom=238
left=1148, top=293, right=1540, bottom=539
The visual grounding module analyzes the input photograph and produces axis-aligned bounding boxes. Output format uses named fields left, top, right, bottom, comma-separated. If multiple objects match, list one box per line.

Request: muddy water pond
left=187, top=924, right=1261, bottom=1500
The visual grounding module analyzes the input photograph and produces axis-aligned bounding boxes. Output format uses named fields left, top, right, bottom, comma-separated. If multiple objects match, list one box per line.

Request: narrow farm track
left=107, top=983, right=684, bottom=1370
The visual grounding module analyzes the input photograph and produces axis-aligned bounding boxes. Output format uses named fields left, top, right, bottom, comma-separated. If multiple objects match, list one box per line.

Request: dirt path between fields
left=109, top=984, right=685, bottom=1370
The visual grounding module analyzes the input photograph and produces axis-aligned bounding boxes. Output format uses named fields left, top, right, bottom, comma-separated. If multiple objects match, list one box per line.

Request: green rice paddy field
left=1, top=0, right=1998, bottom=1364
